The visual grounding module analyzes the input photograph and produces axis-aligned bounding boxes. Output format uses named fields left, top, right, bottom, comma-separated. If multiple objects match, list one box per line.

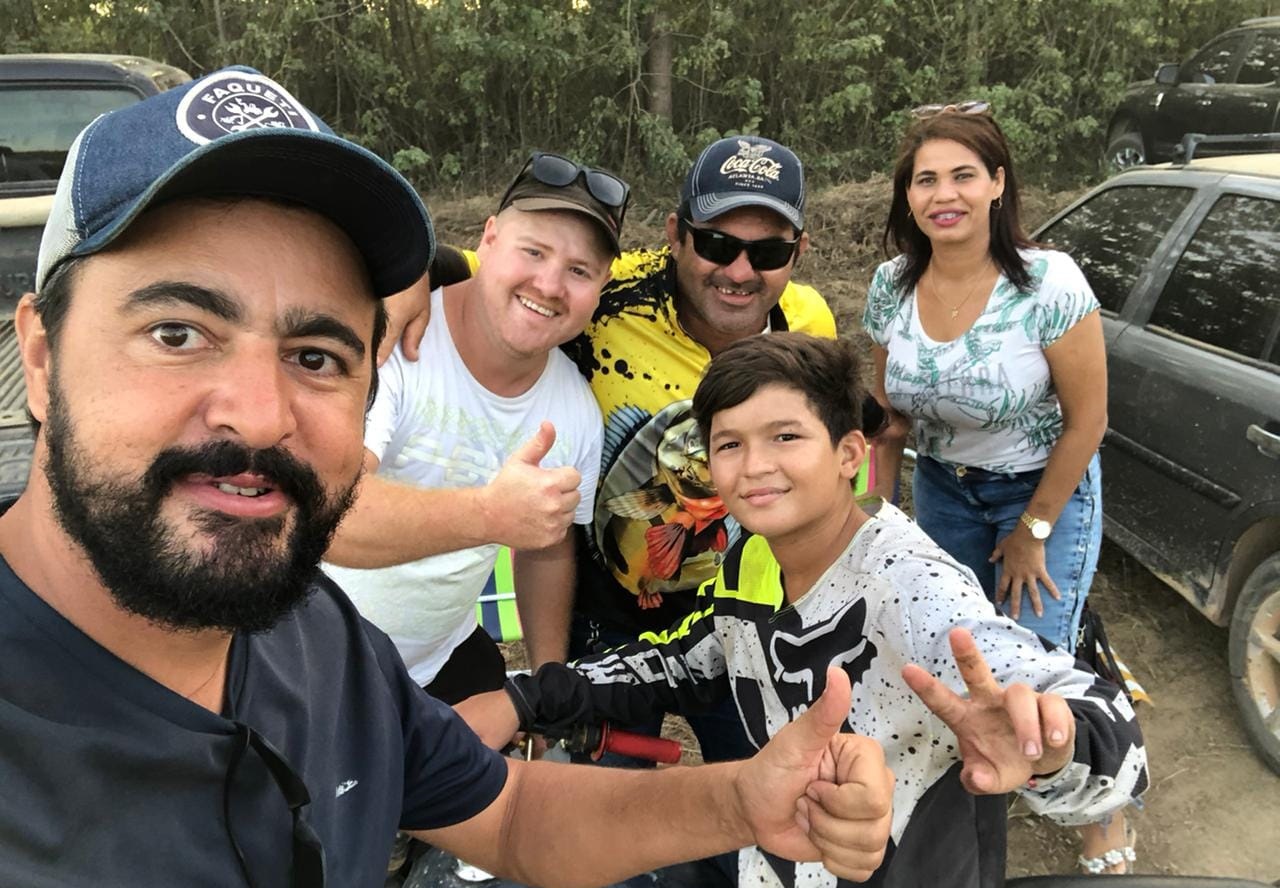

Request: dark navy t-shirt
left=0, top=553, right=507, bottom=887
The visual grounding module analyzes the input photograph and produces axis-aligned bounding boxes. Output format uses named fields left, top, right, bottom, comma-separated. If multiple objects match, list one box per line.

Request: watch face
left=1031, top=520, right=1052, bottom=540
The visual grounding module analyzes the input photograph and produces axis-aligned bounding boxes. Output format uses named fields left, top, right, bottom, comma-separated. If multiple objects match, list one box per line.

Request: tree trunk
left=211, top=0, right=227, bottom=63
left=963, top=0, right=985, bottom=91
left=647, top=7, right=673, bottom=122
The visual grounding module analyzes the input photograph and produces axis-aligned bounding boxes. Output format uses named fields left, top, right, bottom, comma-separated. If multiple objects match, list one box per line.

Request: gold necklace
left=927, top=263, right=992, bottom=320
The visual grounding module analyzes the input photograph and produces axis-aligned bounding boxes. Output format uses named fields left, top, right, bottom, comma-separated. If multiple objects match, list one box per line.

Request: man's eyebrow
left=122, top=282, right=243, bottom=323
left=279, top=307, right=367, bottom=360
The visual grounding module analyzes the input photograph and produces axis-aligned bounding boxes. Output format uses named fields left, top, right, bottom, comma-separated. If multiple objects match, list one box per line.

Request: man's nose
left=721, top=248, right=757, bottom=283
left=202, top=343, right=297, bottom=449
left=532, top=262, right=567, bottom=300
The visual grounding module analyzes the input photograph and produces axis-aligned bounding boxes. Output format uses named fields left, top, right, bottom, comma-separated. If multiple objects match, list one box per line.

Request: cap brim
left=70, top=129, right=432, bottom=298
left=509, top=195, right=621, bottom=255
left=688, top=192, right=804, bottom=231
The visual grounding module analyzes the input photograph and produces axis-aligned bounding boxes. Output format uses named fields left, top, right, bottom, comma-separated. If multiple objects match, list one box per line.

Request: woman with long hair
left=864, top=104, right=1134, bottom=874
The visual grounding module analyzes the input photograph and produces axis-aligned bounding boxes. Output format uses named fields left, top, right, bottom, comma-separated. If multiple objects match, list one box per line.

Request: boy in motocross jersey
left=457, top=332, right=1148, bottom=888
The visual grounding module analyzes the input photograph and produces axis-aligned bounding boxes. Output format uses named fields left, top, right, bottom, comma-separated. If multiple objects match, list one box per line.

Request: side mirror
left=1155, top=63, right=1180, bottom=86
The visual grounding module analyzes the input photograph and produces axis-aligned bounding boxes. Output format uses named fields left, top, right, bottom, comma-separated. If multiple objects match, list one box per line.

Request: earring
left=992, top=196, right=1003, bottom=209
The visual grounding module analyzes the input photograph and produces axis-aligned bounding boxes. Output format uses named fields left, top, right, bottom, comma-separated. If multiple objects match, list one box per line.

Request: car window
left=1146, top=193, right=1280, bottom=364
left=1183, top=35, right=1246, bottom=84
left=1238, top=31, right=1280, bottom=85
left=0, top=86, right=140, bottom=184
left=1038, top=185, right=1195, bottom=314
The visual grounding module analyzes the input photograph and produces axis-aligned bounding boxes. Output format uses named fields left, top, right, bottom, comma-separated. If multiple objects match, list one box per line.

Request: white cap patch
left=718, top=139, right=784, bottom=188
left=175, top=70, right=319, bottom=145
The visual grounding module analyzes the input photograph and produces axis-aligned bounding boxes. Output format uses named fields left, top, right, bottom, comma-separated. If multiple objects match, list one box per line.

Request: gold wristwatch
left=1020, top=511, right=1052, bottom=540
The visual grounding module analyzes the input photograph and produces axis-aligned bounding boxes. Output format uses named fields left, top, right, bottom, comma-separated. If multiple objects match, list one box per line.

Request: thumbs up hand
left=734, top=668, right=894, bottom=881
left=480, top=422, right=582, bottom=550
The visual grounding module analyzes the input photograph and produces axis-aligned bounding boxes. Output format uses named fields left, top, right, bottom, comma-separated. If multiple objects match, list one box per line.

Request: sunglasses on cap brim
left=909, top=100, right=991, bottom=118
left=677, top=218, right=801, bottom=272
left=503, top=151, right=631, bottom=229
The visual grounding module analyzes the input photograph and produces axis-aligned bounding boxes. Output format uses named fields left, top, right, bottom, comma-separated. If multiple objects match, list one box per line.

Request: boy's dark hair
left=692, top=332, right=867, bottom=446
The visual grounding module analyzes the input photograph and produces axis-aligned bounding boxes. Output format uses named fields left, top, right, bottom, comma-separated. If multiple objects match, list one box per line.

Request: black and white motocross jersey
left=507, top=501, right=1148, bottom=888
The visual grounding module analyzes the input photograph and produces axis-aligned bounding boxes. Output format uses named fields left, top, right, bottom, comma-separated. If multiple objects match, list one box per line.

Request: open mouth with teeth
left=172, top=472, right=289, bottom=519
left=215, top=482, right=271, bottom=498
left=713, top=284, right=759, bottom=306
left=517, top=295, right=559, bottom=318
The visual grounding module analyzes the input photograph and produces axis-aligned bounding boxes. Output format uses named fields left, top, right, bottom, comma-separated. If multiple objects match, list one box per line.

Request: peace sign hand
left=901, top=628, right=1075, bottom=794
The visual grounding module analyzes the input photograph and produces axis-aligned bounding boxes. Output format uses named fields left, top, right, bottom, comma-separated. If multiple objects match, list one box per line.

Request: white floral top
left=863, top=249, right=1099, bottom=473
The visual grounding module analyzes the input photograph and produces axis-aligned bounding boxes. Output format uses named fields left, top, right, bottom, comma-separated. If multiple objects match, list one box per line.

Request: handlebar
left=528, top=721, right=683, bottom=765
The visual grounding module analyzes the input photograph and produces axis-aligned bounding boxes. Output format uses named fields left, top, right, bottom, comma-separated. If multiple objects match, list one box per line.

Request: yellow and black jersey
left=564, top=246, right=836, bottom=635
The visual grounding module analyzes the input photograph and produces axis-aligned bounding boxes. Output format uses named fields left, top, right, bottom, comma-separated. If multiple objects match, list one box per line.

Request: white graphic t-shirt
left=324, top=287, right=602, bottom=685
left=863, top=249, right=1099, bottom=472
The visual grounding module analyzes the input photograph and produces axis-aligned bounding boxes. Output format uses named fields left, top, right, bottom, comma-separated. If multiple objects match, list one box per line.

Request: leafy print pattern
left=863, top=250, right=1099, bottom=472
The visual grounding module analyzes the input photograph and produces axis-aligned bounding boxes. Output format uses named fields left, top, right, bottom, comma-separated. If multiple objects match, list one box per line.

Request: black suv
left=1034, top=152, right=1280, bottom=773
left=1105, top=17, right=1280, bottom=168
left=0, top=54, right=189, bottom=494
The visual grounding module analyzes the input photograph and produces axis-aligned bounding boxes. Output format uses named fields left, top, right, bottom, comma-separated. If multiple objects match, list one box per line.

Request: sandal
left=1078, top=823, right=1137, bottom=875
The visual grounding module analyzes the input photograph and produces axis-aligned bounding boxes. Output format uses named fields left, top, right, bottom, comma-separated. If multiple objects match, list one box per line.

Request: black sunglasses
left=678, top=218, right=801, bottom=271
left=503, top=151, right=631, bottom=228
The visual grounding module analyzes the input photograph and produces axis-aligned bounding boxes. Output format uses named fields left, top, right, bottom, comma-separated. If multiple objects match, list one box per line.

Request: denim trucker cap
left=35, top=66, right=433, bottom=298
left=680, top=135, right=805, bottom=231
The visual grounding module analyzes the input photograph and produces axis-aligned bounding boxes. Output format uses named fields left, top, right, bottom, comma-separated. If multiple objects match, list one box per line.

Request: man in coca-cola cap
left=553, top=135, right=836, bottom=776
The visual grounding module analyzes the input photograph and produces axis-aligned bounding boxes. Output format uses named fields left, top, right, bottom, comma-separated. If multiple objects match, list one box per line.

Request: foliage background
left=4, top=0, right=1276, bottom=196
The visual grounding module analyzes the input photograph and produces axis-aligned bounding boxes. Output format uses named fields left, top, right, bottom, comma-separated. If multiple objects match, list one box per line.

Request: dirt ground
left=1005, top=541, right=1280, bottom=880
left=459, top=177, right=1279, bottom=883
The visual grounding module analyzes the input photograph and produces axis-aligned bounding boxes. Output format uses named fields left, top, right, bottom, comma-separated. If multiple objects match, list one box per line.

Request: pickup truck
left=1105, top=16, right=1280, bottom=168
left=0, top=54, right=190, bottom=495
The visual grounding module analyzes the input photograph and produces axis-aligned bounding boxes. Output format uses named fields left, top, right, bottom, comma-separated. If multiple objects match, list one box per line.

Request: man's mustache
left=142, top=440, right=325, bottom=510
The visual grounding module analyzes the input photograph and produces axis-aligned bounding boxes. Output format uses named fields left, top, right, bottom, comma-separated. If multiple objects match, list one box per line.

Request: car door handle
left=1196, top=99, right=1213, bottom=106
left=1246, top=424, right=1280, bottom=459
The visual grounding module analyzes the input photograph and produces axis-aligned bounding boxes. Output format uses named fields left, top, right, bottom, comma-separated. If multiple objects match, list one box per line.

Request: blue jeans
left=912, top=454, right=1102, bottom=652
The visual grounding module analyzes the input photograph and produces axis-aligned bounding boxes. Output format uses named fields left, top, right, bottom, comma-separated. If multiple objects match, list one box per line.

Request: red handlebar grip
left=596, top=725, right=683, bottom=764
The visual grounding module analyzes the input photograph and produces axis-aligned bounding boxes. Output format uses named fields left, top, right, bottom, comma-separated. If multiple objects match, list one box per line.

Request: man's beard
left=41, top=382, right=358, bottom=634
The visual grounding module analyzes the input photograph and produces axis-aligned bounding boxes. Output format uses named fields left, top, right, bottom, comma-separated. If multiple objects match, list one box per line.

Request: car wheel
left=1229, top=552, right=1280, bottom=774
left=1105, top=125, right=1147, bottom=170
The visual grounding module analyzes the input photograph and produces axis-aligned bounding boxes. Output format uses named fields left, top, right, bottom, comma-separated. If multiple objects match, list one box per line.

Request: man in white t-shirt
left=325, top=154, right=630, bottom=702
